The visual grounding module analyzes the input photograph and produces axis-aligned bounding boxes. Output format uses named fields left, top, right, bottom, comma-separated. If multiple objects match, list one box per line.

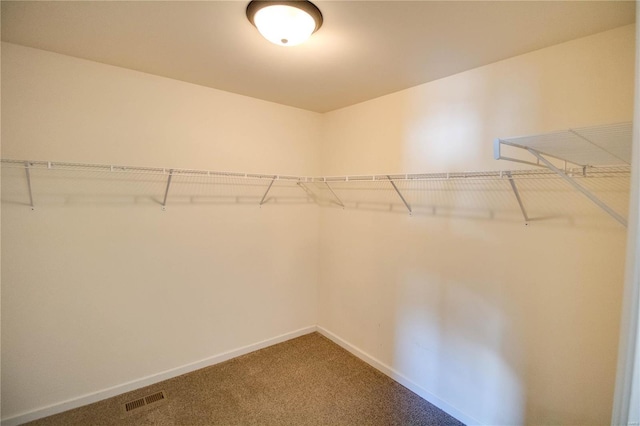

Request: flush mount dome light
left=246, top=1, right=323, bottom=46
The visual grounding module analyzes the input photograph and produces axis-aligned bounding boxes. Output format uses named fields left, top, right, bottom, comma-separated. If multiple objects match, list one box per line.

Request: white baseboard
left=317, top=326, right=480, bottom=426
left=4, top=325, right=478, bottom=426
left=1, top=326, right=317, bottom=426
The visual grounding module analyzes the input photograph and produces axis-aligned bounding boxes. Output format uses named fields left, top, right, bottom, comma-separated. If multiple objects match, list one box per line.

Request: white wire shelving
left=1, top=155, right=630, bottom=228
left=495, top=122, right=632, bottom=167
left=494, top=122, right=632, bottom=227
left=0, top=159, right=313, bottom=211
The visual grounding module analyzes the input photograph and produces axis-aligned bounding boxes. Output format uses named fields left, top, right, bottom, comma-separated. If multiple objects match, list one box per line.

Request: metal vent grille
left=145, top=391, right=165, bottom=404
left=124, top=391, right=166, bottom=412
left=124, top=398, right=146, bottom=412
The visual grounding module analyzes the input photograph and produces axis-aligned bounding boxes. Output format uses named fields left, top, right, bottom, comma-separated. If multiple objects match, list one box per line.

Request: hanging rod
left=309, top=168, right=630, bottom=182
left=1, top=159, right=629, bottom=183
left=0, top=160, right=305, bottom=182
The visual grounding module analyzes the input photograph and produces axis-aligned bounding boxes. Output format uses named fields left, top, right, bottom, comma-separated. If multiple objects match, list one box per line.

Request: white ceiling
left=1, top=1, right=635, bottom=113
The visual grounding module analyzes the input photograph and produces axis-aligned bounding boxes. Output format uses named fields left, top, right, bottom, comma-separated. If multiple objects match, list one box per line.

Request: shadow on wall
left=392, top=268, right=526, bottom=425
left=1, top=165, right=630, bottom=230
left=318, top=206, right=626, bottom=425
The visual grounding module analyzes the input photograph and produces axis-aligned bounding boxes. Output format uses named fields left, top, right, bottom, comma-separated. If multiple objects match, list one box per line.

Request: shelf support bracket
left=505, top=171, right=529, bottom=225
left=493, top=138, right=501, bottom=159
left=24, top=161, right=35, bottom=210
left=296, top=182, right=318, bottom=204
left=526, top=148, right=627, bottom=227
left=161, top=169, right=173, bottom=211
left=325, top=182, right=344, bottom=208
left=260, top=177, right=276, bottom=206
left=387, top=176, right=412, bottom=214
left=494, top=138, right=543, bottom=168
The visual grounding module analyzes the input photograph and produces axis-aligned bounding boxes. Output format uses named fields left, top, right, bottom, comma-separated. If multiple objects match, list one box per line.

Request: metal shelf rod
left=506, top=171, right=529, bottom=225
left=24, top=161, right=35, bottom=210
left=1, top=159, right=628, bottom=184
left=161, top=170, right=173, bottom=211
left=387, top=176, right=412, bottom=214
left=259, top=177, right=276, bottom=206
left=325, top=182, right=345, bottom=208
left=296, top=182, right=317, bottom=203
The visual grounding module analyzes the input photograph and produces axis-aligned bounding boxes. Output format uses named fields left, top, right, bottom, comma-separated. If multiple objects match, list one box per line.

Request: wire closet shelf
left=1, top=122, right=632, bottom=226
left=1, top=159, right=627, bottom=182
left=494, top=121, right=632, bottom=227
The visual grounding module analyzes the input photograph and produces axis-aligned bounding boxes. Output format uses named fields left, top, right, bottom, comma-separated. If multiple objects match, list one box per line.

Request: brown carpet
left=26, top=332, right=464, bottom=425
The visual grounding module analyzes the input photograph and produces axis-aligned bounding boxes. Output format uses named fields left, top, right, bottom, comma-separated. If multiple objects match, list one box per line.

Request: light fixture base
left=246, top=0, right=323, bottom=46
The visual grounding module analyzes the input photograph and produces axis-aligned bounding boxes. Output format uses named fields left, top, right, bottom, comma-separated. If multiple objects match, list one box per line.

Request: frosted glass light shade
left=246, top=1, right=323, bottom=47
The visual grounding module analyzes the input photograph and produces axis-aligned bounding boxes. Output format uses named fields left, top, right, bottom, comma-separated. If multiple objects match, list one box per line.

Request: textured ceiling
left=1, top=1, right=635, bottom=112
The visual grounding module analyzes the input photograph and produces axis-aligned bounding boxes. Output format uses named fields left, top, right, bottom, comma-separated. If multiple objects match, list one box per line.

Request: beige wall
left=1, top=23, right=635, bottom=426
left=318, top=24, right=635, bottom=425
left=1, top=42, right=321, bottom=420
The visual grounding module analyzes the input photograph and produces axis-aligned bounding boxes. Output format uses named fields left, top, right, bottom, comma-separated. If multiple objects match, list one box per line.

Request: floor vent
left=145, top=391, right=165, bottom=405
left=124, top=398, right=146, bottom=412
left=124, top=391, right=166, bottom=412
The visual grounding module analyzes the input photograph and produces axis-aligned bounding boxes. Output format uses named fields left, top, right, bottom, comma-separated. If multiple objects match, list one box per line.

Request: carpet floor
left=26, top=332, right=464, bottom=425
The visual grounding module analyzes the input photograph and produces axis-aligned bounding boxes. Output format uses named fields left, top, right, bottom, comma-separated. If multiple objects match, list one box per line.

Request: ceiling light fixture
left=246, top=1, right=323, bottom=47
